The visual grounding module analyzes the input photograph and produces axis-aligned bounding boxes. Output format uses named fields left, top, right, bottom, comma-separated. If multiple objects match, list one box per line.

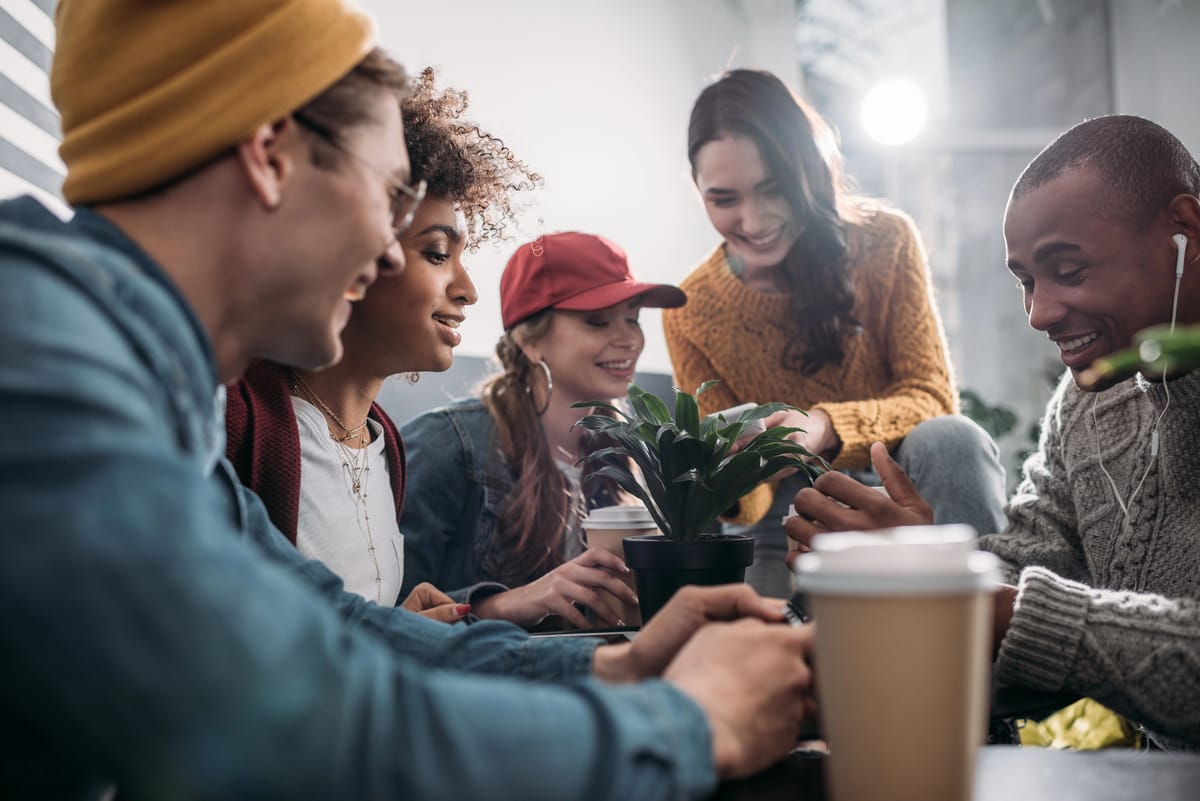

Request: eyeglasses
left=293, top=111, right=427, bottom=238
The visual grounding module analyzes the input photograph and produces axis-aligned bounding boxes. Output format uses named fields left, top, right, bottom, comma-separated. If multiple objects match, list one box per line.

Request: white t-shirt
left=292, top=397, right=404, bottom=605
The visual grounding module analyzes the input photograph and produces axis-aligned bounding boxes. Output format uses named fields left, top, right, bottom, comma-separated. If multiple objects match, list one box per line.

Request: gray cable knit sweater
left=980, top=368, right=1200, bottom=750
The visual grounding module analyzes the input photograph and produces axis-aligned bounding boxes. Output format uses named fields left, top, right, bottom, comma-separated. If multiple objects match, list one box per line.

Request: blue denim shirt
left=0, top=197, right=714, bottom=801
left=399, top=398, right=515, bottom=601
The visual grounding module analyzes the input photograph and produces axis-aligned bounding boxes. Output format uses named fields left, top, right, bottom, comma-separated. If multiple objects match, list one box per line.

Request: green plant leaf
left=582, top=445, right=642, bottom=465
left=573, top=380, right=827, bottom=540
left=733, top=444, right=804, bottom=462
left=573, top=413, right=621, bottom=434
left=680, top=482, right=718, bottom=540
left=737, top=401, right=805, bottom=423
left=628, top=384, right=672, bottom=425
left=759, top=424, right=808, bottom=440
left=959, top=388, right=1018, bottom=440
left=570, top=400, right=629, bottom=422
left=587, top=464, right=670, bottom=534
left=633, top=421, right=661, bottom=444
left=674, top=389, right=701, bottom=436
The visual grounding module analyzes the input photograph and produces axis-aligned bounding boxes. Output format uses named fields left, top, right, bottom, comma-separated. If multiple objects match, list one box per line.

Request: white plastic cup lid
left=812, top=524, right=976, bottom=551
left=580, top=504, right=658, bottom=530
left=792, top=525, right=1000, bottom=595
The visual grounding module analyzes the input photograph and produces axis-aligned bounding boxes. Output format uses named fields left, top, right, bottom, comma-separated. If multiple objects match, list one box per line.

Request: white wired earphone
left=1092, top=232, right=1188, bottom=519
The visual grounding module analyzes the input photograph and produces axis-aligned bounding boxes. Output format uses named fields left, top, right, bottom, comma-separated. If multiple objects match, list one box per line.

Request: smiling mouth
left=1055, top=332, right=1099, bottom=354
left=433, top=313, right=463, bottom=329
left=739, top=229, right=786, bottom=249
left=598, top=359, right=634, bottom=371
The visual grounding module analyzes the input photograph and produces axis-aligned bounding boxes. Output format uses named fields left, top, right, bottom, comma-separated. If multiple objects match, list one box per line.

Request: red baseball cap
left=500, top=232, right=687, bottom=329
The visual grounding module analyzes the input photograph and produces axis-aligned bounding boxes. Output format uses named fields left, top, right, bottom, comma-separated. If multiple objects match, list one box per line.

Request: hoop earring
left=527, top=358, right=552, bottom=416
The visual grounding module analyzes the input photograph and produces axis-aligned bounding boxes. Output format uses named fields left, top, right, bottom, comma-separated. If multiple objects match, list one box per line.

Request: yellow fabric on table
left=1018, top=698, right=1141, bottom=750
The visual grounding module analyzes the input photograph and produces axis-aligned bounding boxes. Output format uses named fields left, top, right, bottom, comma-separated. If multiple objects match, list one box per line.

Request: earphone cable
left=1171, top=271, right=1183, bottom=331
left=1092, top=264, right=1180, bottom=520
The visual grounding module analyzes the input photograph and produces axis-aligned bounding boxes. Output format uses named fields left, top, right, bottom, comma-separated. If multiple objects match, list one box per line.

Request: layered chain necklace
left=290, top=370, right=369, bottom=446
left=290, top=370, right=384, bottom=603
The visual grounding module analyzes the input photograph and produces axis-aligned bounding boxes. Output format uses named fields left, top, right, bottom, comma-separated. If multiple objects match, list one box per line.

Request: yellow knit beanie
left=52, top=0, right=377, bottom=205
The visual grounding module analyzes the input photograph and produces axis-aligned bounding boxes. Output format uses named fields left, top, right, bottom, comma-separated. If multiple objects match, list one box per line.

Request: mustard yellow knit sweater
left=663, top=207, right=956, bottom=525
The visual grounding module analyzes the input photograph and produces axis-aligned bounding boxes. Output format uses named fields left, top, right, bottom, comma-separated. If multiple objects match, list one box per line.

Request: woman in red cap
left=399, top=232, right=686, bottom=629
left=225, top=69, right=537, bottom=620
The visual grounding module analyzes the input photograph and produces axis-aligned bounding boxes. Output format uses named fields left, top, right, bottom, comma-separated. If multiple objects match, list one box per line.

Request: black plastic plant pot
left=622, top=534, right=755, bottom=623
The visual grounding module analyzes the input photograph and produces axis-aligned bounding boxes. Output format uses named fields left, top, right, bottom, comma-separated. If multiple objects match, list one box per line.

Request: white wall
left=367, top=0, right=801, bottom=373
left=1110, top=1, right=1200, bottom=156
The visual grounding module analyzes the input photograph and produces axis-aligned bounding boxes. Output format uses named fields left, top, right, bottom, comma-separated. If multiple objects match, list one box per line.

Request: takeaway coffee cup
left=792, top=525, right=1000, bottom=801
left=580, top=505, right=660, bottom=627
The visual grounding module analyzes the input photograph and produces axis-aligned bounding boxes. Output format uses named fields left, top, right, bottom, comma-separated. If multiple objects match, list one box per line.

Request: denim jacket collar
left=1, top=196, right=223, bottom=472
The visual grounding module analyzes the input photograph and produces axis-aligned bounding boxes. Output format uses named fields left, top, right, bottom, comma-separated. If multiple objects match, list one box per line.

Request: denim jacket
left=399, top=398, right=516, bottom=601
left=0, top=197, right=714, bottom=801
left=401, top=399, right=628, bottom=607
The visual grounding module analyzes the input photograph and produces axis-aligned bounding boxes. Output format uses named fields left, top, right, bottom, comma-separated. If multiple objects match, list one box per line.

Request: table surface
left=711, top=745, right=1200, bottom=800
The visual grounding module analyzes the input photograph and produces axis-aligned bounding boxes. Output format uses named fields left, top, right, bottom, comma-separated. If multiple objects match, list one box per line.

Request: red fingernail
left=455, top=604, right=471, bottom=616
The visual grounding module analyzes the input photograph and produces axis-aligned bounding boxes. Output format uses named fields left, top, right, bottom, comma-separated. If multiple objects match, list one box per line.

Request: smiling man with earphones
left=788, top=114, right=1200, bottom=750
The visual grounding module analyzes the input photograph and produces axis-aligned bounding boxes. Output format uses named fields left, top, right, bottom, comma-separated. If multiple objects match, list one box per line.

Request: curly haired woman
left=224, top=68, right=539, bottom=618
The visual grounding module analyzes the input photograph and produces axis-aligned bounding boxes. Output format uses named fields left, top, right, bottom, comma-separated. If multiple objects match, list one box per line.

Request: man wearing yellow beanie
left=49, top=0, right=415, bottom=374
left=0, top=2, right=815, bottom=800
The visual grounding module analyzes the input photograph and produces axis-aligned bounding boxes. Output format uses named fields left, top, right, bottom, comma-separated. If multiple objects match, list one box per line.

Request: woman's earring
left=527, top=358, right=553, bottom=416
left=405, top=372, right=420, bottom=385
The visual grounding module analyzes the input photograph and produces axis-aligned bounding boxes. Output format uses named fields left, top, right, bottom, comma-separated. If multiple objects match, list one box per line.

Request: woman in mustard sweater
left=664, top=69, right=1007, bottom=595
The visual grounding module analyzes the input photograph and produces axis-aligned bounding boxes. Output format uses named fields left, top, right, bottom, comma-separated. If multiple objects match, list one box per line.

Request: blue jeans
left=728, top=414, right=1008, bottom=597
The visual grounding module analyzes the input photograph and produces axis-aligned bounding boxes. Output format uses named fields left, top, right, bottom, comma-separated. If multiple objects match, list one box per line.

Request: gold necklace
left=290, top=369, right=383, bottom=602
left=330, top=430, right=383, bottom=604
left=290, top=370, right=369, bottom=445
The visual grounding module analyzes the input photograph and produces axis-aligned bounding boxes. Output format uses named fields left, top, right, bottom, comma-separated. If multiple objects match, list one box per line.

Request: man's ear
left=236, top=118, right=297, bottom=210
left=1168, top=193, right=1200, bottom=260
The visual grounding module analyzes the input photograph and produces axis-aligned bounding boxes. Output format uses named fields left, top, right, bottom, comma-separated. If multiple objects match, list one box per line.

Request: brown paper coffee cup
left=580, top=506, right=660, bottom=627
left=792, top=526, right=999, bottom=801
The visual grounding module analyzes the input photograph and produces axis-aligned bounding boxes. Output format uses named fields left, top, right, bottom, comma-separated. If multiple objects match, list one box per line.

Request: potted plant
left=573, top=381, right=826, bottom=620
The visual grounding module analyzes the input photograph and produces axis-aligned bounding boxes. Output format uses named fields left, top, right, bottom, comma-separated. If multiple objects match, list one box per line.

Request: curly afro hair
left=402, top=67, right=541, bottom=249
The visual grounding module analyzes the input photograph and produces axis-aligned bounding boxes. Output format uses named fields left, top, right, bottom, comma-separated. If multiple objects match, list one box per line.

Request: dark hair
left=1012, top=115, right=1200, bottom=230
left=479, top=313, right=624, bottom=585
left=401, top=67, right=542, bottom=247
left=295, top=47, right=409, bottom=170
left=688, top=68, right=862, bottom=374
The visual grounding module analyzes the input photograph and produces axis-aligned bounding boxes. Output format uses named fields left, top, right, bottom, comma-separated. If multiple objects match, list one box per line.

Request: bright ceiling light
left=861, top=78, right=928, bottom=146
